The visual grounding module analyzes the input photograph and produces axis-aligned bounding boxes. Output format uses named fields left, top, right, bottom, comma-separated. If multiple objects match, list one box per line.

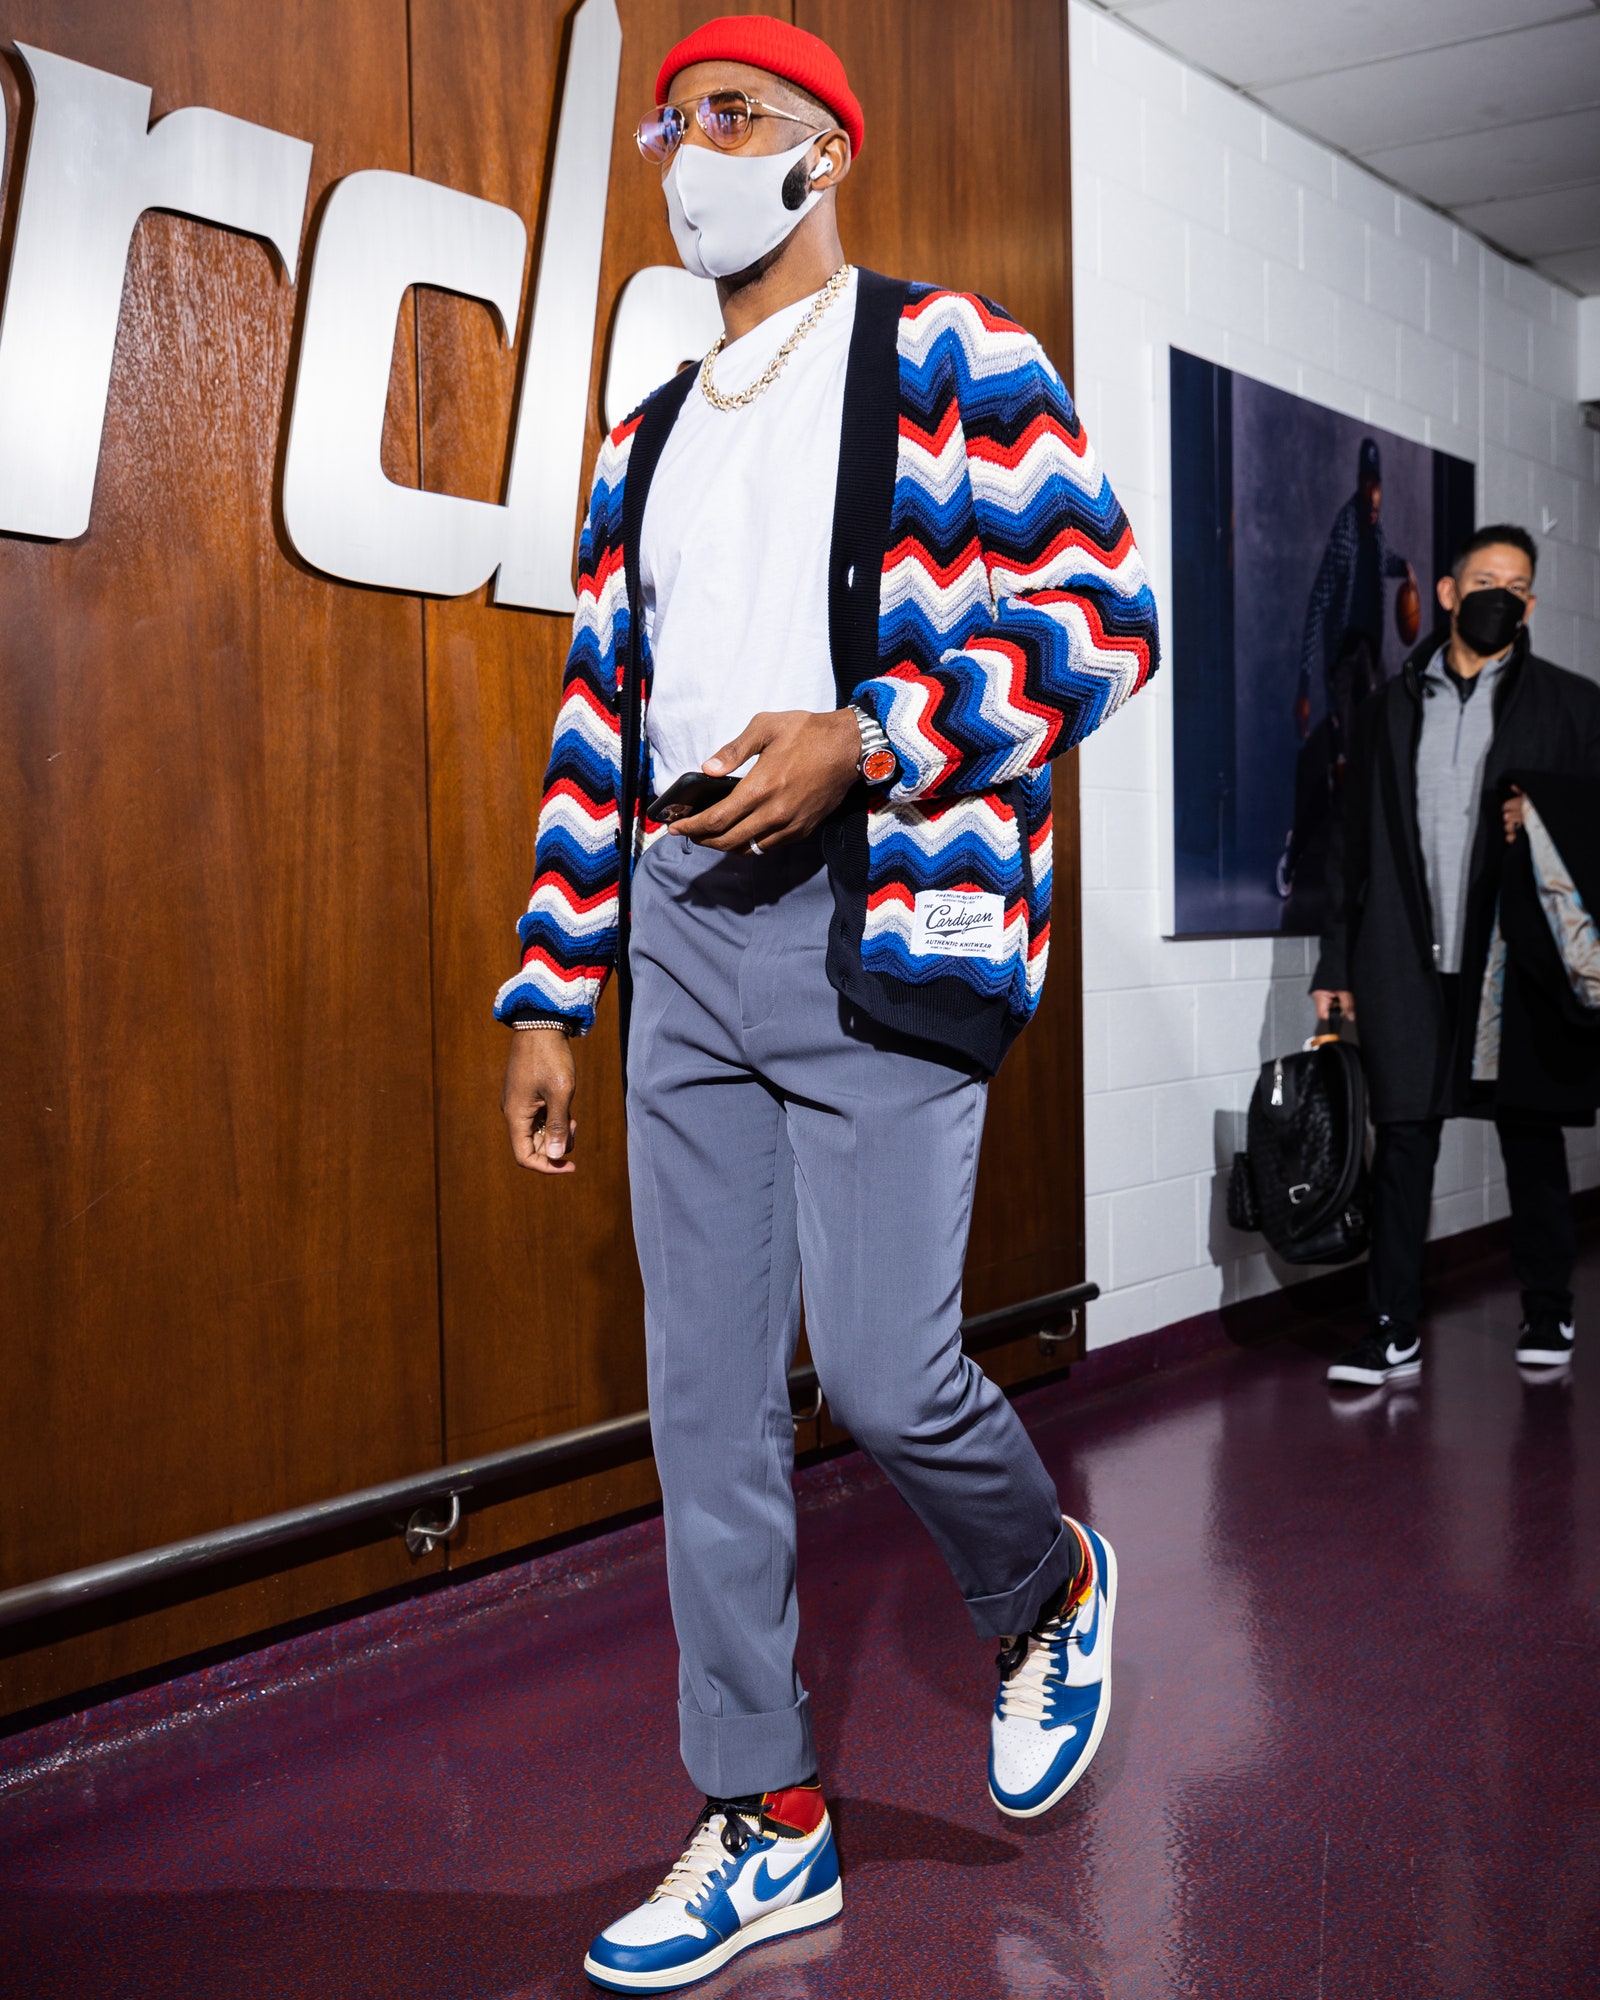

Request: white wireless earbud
left=808, top=158, right=830, bottom=181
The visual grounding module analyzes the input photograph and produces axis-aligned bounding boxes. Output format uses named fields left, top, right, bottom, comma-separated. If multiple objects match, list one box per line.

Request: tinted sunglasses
left=635, top=89, right=825, bottom=164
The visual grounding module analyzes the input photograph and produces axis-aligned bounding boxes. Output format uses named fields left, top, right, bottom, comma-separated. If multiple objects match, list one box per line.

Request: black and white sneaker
left=1516, top=1315, right=1575, bottom=1371
left=1326, top=1321, right=1423, bottom=1387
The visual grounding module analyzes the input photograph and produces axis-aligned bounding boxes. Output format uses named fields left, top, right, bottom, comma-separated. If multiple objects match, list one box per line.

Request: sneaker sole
left=989, top=1536, right=1118, bottom=1821
left=582, top=1880, right=843, bottom=1993
left=1516, top=1347, right=1574, bottom=1368
left=1326, top=1359, right=1422, bottom=1386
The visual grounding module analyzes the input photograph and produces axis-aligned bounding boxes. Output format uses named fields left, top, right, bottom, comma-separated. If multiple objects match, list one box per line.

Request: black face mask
left=1454, top=586, right=1525, bottom=658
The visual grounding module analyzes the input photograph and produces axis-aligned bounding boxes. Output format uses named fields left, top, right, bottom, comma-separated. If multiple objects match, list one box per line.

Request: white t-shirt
left=641, top=267, right=857, bottom=788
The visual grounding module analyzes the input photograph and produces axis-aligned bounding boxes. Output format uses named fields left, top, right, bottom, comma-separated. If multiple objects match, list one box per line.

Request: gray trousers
left=626, top=834, right=1075, bottom=1798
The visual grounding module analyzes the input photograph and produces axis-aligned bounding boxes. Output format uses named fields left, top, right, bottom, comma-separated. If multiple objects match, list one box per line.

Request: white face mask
left=663, top=134, right=825, bottom=282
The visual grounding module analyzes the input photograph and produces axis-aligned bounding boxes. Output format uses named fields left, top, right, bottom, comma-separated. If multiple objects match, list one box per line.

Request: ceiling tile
left=1088, top=0, right=1600, bottom=293
left=1254, top=14, right=1600, bottom=155
left=1367, top=108, right=1600, bottom=207
left=1102, top=0, right=1584, bottom=91
left=1454, top=181, right=1600, bottom=258
left=1536, top=244, right=1600, bottom=292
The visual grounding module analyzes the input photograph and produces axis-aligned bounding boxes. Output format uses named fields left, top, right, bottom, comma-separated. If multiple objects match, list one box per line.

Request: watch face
left=861, top=747, right=897, bottom=785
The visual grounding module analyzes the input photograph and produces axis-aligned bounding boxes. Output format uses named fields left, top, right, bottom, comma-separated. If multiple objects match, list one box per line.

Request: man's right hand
left=502, top=1029, right=578, bottom=1174
left=1312, top=989, right=1356, bottom=1025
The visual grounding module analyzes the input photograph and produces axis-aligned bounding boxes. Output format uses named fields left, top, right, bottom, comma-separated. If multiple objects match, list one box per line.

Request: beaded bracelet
left=512, top=1019, right=572, bottom=1034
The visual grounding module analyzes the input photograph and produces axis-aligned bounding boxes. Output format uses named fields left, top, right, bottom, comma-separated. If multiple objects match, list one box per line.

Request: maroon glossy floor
left=4, top=1241, right=1598, bottom=1999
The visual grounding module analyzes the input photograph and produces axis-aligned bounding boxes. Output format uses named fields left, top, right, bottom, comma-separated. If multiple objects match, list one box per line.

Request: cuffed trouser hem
left=962, top=1515, right=1079, bottom=1641
left=679, top=1692, right=815, bottom=1800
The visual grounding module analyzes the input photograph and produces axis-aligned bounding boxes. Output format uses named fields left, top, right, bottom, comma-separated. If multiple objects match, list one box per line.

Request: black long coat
left=1313, top=626, right=1600, bottom=1124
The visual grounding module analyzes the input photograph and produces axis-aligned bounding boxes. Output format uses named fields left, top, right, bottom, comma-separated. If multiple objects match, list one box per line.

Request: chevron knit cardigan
left=494, top=270, right=1159, bottom=1074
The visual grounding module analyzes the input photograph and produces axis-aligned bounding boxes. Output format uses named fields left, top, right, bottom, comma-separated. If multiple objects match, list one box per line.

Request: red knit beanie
left=656, top=17, right=865, bottom=160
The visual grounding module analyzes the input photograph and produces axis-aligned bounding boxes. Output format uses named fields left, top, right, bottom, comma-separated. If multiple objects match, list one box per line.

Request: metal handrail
left=0, top=1281, right=1095, bottom=1632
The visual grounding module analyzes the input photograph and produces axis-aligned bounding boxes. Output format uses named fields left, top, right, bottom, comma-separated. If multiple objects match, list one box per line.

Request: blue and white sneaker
left=583, top=1782, right=841, bottom=1993
left=988, top=1519, right=1117, bottom=1819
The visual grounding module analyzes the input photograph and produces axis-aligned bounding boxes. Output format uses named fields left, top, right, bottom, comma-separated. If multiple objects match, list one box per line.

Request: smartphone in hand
left=647, top=771, right=740, bottom=823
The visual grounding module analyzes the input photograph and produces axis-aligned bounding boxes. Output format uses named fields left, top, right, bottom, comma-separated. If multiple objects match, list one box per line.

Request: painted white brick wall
left=1069, top=1, right=1600, bottom=1350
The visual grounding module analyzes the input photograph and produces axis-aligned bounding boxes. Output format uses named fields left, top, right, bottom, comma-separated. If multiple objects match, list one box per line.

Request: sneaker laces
left=995, top=1567, right=1093, bottom=1725
left=655, top=1799, right=761, bottom=1906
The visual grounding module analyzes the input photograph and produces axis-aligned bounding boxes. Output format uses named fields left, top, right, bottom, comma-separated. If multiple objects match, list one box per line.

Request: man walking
left=495, top=18, right=1157, bottom=1990
left=1314, top=525, right=1600, bottom=1393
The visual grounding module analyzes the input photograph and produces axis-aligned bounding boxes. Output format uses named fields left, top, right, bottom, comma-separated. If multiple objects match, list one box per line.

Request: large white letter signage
left=0, top=45, right=313, bottom=540
left=281, top=171, right=526, bottom=598
left=604, top=267, right=721, bottom=432
left=493, top=0, right=623, bottom=613
left=0, top=7, right=667, bottom=609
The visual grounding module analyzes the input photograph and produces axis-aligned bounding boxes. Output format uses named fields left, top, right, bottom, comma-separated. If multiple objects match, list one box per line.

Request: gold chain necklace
left=699, top=265, right=852, bottom=413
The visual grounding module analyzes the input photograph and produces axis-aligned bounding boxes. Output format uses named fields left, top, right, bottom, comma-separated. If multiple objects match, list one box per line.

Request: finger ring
left=749, top=841, right=762, bottom=855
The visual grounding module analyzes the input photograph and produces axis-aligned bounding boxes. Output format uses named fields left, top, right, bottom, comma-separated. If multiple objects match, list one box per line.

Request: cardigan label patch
left=909, top=890, right=1007, bottom=961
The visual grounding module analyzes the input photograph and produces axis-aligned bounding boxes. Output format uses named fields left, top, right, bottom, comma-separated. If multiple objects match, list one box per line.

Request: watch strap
left=848, top=704, right=897, bottom=784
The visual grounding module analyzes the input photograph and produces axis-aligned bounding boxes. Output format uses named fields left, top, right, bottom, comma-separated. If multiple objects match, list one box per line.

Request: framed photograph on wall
left=1168, top=350, right=1475, bottom=938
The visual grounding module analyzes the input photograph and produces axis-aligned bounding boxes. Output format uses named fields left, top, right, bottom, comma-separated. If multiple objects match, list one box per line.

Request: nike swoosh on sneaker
left=1385, top=1342, right=1419, bottom=1366
left=750, top=1851, right=813, bottom=1904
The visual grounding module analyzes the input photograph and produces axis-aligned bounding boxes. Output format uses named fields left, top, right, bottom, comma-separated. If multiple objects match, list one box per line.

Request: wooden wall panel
left=0, top=2, right=445, bottom=1714
left=797, top=0, right=1084, bottom=1321
left=420, top=0, right=1081, bottom=1550
left=411, top=0, right=789, bottom=1568
left=1, top=0, right=1082, bottom=1715
left=796, top=0, right=1072, bottom=358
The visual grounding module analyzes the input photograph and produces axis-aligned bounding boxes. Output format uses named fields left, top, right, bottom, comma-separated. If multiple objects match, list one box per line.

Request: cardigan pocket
left=858, top=788, right=1031, bottom=1009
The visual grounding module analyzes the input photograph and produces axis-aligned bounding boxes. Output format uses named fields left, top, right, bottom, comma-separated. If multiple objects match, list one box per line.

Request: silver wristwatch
left=848, top=704, right=898, bottom=786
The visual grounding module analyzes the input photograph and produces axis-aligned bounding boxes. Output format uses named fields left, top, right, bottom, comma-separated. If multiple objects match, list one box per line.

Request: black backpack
left=1226, top=1028, right=1370, bottom=1265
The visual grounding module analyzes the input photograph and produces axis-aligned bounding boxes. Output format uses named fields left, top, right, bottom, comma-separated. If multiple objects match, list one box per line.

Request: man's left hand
left=670, top=710, right=863, bottom=851
left=1503, top=784, right=1526, bottom=844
